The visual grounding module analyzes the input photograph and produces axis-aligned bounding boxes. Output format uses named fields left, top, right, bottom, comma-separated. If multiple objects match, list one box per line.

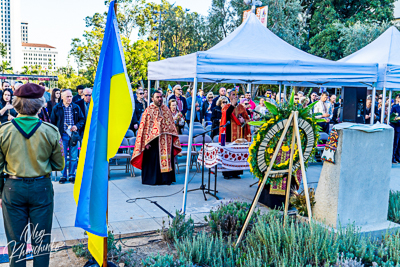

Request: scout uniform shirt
left=0, top=115, right=65, bottom=178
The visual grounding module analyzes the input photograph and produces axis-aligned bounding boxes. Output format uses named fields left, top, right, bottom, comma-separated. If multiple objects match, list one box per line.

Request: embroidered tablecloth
left=197, top=143, right=250, bottom=171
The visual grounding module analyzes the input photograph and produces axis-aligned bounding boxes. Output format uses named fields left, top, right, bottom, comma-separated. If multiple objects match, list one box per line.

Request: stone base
left=357, top=221, right=400, bottom=238
left=315, top=220, right=400, bottom=239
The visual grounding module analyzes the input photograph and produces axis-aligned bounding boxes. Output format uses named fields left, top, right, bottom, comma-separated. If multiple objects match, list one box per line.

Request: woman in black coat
left=0, top=89, right=17, bottom=124
left=202, top=92, right=214, bottom=125
left=47, top=88, right=61, bottom=116
left=211, top=96, right=228, bottom=138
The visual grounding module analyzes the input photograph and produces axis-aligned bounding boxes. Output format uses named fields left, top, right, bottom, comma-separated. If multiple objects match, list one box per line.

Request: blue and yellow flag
left=73, top=1, right=134, bottom=265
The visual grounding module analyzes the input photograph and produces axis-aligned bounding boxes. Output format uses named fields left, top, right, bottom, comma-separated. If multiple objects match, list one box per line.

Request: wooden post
left=284, top=120, right=297, bottom=220
left=236, top=111, right=314, bottom=247
left=235, top=112, right=294, bottom=247
left=293, top=111, right=312, bottom=221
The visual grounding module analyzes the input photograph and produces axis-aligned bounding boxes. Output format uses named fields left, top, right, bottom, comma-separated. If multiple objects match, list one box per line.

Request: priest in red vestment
left=131, top=91, right=182, bottom=185
left=220, top=90, right=251, bottom=143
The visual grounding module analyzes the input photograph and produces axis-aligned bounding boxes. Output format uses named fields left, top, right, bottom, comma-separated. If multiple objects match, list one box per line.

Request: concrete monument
left=314, top=124, right=399, bottom=235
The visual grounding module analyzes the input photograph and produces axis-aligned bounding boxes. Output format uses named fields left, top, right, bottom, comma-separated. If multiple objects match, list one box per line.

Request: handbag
left=69, top=131, right=80, bottom=147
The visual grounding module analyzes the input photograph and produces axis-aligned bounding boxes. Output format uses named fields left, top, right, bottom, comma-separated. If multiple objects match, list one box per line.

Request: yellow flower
left=282, top=146, right=289, bottom=152
left=267, top=148, right=274, bottom=154
left=275, top=116, right=279, bottom=121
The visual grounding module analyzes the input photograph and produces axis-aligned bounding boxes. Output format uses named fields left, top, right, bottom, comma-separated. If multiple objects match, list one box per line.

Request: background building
left=8, top=0, right=22, bottom=72
left=22, top=43, right=58, bottom=70
left=1, top=0, right=57, bottom=72
left=21, top=21, right=28, bottom=43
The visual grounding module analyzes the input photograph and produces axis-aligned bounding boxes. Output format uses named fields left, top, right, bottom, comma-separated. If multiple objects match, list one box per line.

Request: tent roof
left=148, top=13, right=377, bottom=85
left=339, top=26, right=400, bottom=90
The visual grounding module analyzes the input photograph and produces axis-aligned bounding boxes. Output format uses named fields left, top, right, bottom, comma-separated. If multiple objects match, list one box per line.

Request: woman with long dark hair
left=0, top=89, right=17, bottom=124
left=47, top=88, right=60, bottom=115
left=211, top=96, right=228, bottom=138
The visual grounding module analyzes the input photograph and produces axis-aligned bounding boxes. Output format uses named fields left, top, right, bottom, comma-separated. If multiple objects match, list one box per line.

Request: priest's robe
left=131, top=104, right=182, bottom=185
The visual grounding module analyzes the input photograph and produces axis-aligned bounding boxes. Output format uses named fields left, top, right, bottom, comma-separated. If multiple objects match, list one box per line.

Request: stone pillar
left=314, top=126, right=398, bottom=235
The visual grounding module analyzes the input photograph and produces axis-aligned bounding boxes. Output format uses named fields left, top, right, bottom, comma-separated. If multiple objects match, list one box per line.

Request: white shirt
left=314, top=100, right=332, bottom=120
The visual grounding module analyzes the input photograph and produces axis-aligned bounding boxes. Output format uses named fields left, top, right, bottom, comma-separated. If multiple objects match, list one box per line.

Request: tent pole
left=182, top=77, right=198, bottom=214
left=334, top=88, right=337, bottom=96
left=381, top=87, right=386, bottom=124
left=387, top=90, right=392, bottom=125
left=283, top=85, right=287, bottom=101
left=278, top=82, right=282, bottom=104
left=370, top=86, right=376, bottom=125
left=147, top=80, right=151, bottom=104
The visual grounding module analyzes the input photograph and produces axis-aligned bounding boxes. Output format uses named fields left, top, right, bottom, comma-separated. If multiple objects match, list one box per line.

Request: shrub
left=175, top=231, right=240, bottom=267
left=290, top=187, right=316, bottom=217
left=241, top=214, right=384, bottom=266
left=162, top=211, right=194, bottom=243
left=333, top=253, right=364, bottom=267
left=142, top=253, right=192, bottom=267
left=205, top=201, right=260, bottom=237
left=72, top=242, right=91, bottom=260
left=388, top=190, right=400, bottom=224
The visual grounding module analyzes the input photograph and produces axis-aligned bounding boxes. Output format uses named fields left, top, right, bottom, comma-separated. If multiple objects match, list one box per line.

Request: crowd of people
left=0, top=81, right=398, bottom=185
left=0, top=82, right=93, bottom=185
left=127, top=85, right=400, bottom=165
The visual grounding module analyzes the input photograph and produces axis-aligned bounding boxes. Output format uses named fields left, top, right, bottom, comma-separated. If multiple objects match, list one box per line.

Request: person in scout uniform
left=0, top=83, right=65, bottom=267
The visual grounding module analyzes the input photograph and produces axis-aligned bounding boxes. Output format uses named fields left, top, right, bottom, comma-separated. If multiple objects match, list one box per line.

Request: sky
left=20, top=0, right=212, bottom=69
left=395, top=0, right=400, bottom=19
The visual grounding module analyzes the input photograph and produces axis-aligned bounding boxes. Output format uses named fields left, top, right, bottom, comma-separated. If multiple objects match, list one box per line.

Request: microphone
left=222, top=121, right=230, bottom=128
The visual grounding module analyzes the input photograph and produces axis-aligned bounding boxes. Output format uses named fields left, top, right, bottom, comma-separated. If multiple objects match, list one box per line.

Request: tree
left=143, top=0, right=211, bottom=58
left=57, top=73, right=91, bottom=89
left=305, top=0, right=395, bottom=59
left=123, top=39, right=158, bottom=85
left=0, top=61, right=12, bottom=74
left=209, top=0, right=306, bottom=48
left=337, top=21, right=392, bottom=57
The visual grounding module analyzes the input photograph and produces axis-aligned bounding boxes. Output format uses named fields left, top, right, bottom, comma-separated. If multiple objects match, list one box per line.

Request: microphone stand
left=186, top=122, right=230, bottom=201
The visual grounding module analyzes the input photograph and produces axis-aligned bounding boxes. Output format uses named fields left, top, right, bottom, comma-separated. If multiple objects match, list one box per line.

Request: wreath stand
left=235, top=111, right=313, bottom=247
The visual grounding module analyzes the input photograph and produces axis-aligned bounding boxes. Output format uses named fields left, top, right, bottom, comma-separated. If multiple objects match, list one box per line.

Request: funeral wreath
left=248, top=90, right=323, bottom=184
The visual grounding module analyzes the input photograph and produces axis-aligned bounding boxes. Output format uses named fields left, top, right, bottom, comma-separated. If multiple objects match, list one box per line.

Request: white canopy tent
left=339, top=26, right=400, bottom=124
left=149, top=14, right=377, bottom=86
left=147, top=13, right=379, bottom=213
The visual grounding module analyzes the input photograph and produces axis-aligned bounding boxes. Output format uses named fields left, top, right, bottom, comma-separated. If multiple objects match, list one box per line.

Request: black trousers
left=142, top=138, right=176, bottom=185
left=2, top=178, right=54, bottom=267
left=317, top=122, right=330, bottom=134
left=394, top=131, right=400, bottom=161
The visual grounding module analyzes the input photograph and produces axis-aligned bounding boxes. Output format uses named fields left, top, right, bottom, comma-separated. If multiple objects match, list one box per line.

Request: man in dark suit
left=72, top=85, right=85, bottom=103
left=211, top=87, right=227, bottom=111
left=390, top=94, right=400, bottom=164
left=76, top=88, right=92, bottom=137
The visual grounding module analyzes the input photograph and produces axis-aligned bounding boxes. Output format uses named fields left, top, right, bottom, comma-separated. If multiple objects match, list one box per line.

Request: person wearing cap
left=0, top=83, right=65, bottom=267
left=72, top=85, right=85, bottom=103
left=50, top=89, right=85, bottom=184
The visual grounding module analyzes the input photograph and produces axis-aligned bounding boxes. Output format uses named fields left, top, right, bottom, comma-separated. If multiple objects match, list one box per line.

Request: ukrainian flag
left=73, top=1, right=134, bottom=265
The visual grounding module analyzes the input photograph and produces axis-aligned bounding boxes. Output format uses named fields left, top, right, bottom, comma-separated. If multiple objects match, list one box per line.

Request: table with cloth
left=197, top=143, right=250, bottom=199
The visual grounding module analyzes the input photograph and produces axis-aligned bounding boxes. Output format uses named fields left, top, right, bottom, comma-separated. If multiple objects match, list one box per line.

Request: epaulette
left=0, top=121, right=12, bottom=129
left=42, top=122, right=59, bottom=132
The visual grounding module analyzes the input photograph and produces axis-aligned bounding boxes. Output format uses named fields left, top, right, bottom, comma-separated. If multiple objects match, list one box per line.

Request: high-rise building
left=21, top=21, right=28, bottom=43
left=8, top=0, right=22, bottom=72
left=22, top=43, right=58, bottom=70
left=1, top=0, right=57, bottom=72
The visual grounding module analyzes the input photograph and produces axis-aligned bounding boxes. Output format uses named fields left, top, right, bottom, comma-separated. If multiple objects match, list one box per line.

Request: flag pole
left=103, top=3, right=117, bottom=267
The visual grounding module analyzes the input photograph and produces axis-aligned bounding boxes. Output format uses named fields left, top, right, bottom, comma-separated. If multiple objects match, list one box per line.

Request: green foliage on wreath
left=248, top=90, right=323, bottom=183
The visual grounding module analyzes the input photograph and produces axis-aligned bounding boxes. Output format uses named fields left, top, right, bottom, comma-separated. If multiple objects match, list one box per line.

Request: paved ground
left=0, top=161, right=397, bottom=247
